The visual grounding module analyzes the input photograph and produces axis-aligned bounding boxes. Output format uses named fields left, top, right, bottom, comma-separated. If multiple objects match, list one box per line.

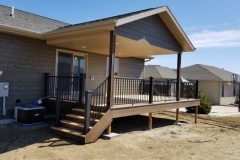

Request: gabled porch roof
left=0, top=5, right=195, bottom=59
left=43, top=6, right=195, bottom=59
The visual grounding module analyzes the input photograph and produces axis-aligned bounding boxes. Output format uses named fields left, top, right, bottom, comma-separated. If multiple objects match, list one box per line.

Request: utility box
left=0, top=82, right=9, bottom=97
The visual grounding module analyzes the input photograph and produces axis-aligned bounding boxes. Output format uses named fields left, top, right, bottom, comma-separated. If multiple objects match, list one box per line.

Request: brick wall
left=0, top=32, right=145, bottom=113
left=0, top=33, right=56, bottom=112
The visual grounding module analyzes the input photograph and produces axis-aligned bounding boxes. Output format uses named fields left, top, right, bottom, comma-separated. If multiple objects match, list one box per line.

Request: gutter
left=0, top=24, right=42, bottom=39
left=42, top=19, right=116, bottom=38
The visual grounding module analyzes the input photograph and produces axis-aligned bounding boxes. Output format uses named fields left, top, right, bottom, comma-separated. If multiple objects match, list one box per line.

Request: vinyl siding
left=115, top=14, right=182, bottom=52
left=87, top=56, right=144, bottom=90
left=198, top=81, right=221, bottom=105
left=223, top=82, right=234, bottom=97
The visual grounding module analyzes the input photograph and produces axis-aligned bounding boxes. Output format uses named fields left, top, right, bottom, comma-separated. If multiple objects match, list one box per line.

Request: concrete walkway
left=171, top=105, right=240, bottom=117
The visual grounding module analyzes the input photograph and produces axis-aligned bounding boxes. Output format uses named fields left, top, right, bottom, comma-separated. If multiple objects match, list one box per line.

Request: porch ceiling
left=47, top=31, right=177, bottom=59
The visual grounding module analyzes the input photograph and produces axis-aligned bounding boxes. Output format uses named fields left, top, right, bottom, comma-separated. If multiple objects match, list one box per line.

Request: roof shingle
left=0, top=5, right=69, bottom=33
left=180, top=64, right=240, bottom=82
left=145, top=65, right=176, bottom=79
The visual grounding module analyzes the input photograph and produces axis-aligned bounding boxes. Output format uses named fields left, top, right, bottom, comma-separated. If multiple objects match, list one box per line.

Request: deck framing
left=111, top=99, right=200, bottom=118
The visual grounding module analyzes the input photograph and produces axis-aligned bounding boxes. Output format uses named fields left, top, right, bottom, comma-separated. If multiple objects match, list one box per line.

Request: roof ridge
left=0, top=4, right=70, bottom=25
left=59, top=7, right=161, bottom=29
left=198, top=64, right=223, bottom=81
left=155, top=66, right=166, bottom=78
left=154, top=65, right=163, bottom=78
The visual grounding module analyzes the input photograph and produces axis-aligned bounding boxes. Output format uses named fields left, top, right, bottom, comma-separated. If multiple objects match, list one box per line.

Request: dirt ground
left=1, top=111, right=240, bottom=160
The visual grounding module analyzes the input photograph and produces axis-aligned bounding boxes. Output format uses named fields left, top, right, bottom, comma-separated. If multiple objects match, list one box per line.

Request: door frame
left=55, top=49, right=88, bottom=77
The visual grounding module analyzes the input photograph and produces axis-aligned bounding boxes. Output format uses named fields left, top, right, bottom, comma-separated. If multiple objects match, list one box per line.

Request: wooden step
left=71, top=108, right=105, bottom=117
left=60, top=120, right=93, bottom=131
left=65, top=114, right=99, bottom=124
left=51, top=127, right=85, bottom=142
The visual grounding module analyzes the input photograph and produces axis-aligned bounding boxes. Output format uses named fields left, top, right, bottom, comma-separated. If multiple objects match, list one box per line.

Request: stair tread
left=60, top=120, right=93, bottom=129
left=51, top=127, right=85, bottom=137
left=65, top=114, right=100, bottom=122
left=65, top=113, right=84, bottom=119
left=72, top=108, right=105, bottom=115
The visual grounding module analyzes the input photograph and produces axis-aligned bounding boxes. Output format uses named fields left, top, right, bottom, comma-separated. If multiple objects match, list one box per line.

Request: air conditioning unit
left=15, top=105, right=45, bottom=125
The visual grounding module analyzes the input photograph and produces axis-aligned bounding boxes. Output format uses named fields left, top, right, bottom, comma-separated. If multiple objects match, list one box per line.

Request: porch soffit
left=46, top=31, right=177, bottom=58
left=43, top=6, right=194, bottom=53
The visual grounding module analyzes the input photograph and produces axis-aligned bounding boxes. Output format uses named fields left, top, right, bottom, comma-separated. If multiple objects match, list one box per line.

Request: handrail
left=114, top=78, right=148, bottom=105
left=89, top=77, right=109, bottom=126
left=54, top=73, right=86, bottom=127
left=45, top=75, right=79, bottom=98
left=113, top=78, right=199, bottom=106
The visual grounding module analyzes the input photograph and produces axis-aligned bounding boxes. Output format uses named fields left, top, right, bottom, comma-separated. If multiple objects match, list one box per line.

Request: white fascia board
left=42, top=19, right=116, bottom=38
left=0, top=24, right=42, bottom=39
left=164, top=6, right=195, bottom=51
left=115, top=7, right=167, bottom=26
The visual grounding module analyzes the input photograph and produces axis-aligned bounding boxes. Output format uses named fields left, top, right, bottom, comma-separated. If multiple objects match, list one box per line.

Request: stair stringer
left=85, top=109, right=112, bottom=143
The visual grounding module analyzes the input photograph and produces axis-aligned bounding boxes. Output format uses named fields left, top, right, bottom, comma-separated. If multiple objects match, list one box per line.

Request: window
left=106, top=57, right=119, bottom=76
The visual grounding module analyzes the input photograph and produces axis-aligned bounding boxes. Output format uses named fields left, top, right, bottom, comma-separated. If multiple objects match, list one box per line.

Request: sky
left=1, top=0, right=240, bottom=74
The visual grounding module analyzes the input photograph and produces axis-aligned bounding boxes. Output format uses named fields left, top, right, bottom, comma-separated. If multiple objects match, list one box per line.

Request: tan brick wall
left=0, top=32, right=56, bottom=112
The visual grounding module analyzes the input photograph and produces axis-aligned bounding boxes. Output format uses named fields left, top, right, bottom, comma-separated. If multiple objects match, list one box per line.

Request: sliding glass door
left=57, top=51, right=86, bottom=91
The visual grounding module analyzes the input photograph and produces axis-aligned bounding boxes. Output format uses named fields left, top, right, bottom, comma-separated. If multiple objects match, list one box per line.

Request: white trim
left=116, top=7, right=167, bottom=26
left=43, top=20, right=116, bottom=38
left=115, top=6, right=195, bottom=52
left=164, top=7, right=195, bottom=51
left=55, top=49, right=88, bottom=77
left=0, top=24, right=42, bottom=39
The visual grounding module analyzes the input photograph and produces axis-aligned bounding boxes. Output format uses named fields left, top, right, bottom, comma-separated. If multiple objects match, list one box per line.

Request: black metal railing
left=112, top=77, right=199, bottom=105
left=83, top=77, right=109, bottom=134
left=45, top=73, right=80, bottom=98
left=53, top=73, right=86, bottom=127
left=181, top=81, right=198, bottom=99
left=114, top=78, right=149, bottom=105
left=152, top=80, right=177, bottom=102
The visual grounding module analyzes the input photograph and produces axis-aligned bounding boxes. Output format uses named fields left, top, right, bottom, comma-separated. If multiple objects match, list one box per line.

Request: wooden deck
left=111, top=99, right=200, bottom=118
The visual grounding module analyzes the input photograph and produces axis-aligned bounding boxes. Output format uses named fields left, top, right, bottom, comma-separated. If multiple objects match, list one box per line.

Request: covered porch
left=43, top=6, right=199, bottom=143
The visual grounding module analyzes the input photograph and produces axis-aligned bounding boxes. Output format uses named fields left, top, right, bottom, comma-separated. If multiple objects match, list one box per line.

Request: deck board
left=111, top=99, right=200, bottom=118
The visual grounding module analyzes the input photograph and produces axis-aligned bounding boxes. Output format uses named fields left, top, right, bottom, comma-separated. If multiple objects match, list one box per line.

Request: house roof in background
left=145, top=65, right=176, bottom=79
left=180, top=64, right=240, bottom=82
left=0, top=5, right=69, bottom=33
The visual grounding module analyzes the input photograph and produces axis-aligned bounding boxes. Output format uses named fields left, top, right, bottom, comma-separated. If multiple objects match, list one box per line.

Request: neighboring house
left=0, top=5, right=199, bottom=143
left=144, top=65, right=196, bottom=98
left=144, top=65, right=176, bottom=80
left=180, top=64, right=240, bottom=105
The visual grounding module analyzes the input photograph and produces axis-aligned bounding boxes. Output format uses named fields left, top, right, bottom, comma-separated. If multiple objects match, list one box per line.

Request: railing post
left=107, top=31, right=116, bottom=108
left=195, top=80, right=199, bottom=99
left=149, top=77, right=154, bottom=103
left=167, top=79, right=170, bottom=97
left=79, top=73, right=86, bottom=104
left=84, top=90, right=91, bottom=134
left=142, top=80, right=145, bottom=95
left=55, top=88, right=61, bottom=127
left=238, top=83, right=240, bottom=112
left=45, top=73, right=50, bottom=97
